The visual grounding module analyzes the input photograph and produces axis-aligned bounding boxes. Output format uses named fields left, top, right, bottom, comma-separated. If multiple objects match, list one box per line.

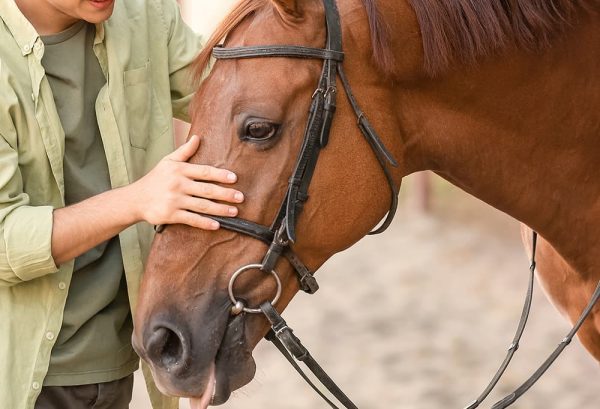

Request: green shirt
left=0, top=0, right=202, bottom=408
left=41, top=21, right=138, bottom=386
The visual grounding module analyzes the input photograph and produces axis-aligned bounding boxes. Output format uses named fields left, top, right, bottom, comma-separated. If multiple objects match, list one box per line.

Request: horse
left=132, top=0, right=600, bottom=407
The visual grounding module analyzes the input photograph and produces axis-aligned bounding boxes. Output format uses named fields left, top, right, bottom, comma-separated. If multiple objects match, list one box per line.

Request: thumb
left=168, top=134, right=201, bottom=162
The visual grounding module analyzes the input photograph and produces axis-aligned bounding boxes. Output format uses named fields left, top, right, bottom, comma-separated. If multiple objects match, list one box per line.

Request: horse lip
left=180, top=312, right=256, bottom=403
left=189, top=363, right=216, bottom=409
left=211, top=312, right=257, bottom=402
left=209, top=364, right=231, bottom=405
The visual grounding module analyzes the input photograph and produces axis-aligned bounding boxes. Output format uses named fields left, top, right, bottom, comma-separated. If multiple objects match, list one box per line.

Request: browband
left=213, top=45, right=345, bottom=62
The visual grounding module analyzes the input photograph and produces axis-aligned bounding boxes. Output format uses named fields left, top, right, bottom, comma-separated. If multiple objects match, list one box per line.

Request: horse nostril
left=145, top=326, right=188, bottom=370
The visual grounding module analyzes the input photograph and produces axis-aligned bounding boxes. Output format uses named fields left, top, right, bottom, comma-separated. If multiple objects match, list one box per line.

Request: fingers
left=166, top=134, right=239, bottom=186
left=168, top=134, right=201, bottom=162
left=181, top=162, right=238, bottom=185
left=173, top=210, right=221, bottom=231
left=142, top=135, right=246, bottom=230
left=181, top=196, right=238, bottom=217
left=183, top=180, right=244, bottom=204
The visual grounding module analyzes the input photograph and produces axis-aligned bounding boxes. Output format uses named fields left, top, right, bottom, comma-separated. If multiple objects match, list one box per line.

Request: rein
left=158, top=0, right=600, bottom=406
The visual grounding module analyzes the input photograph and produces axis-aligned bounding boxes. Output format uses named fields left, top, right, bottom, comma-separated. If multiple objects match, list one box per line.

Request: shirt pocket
left=123, top=62, right=168, bottom=149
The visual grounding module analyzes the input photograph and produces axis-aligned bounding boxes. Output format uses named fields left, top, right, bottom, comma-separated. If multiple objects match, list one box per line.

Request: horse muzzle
left=132, top=293, right=258, bottom=404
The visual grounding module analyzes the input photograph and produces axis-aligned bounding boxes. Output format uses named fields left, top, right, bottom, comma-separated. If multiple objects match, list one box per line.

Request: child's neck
left=15, top=0, right=81, bottom=35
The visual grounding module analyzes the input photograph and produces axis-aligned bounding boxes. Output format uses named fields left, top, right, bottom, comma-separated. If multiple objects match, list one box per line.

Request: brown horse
left=132, top=0, right=600, bottom=406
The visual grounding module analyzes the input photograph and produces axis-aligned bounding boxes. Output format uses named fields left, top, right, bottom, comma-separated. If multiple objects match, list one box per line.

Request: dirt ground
left=131, top=175, right=599, bottom=409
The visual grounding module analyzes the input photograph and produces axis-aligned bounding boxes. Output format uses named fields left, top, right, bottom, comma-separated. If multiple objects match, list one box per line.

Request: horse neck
left=390, top=10, right=600, bottom=272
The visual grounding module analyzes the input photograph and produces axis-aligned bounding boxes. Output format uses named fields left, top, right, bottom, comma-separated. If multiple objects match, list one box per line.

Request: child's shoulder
left=107, top=0, right=180, bottom=37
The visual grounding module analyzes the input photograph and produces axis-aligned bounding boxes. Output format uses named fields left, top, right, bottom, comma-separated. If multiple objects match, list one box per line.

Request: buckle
left=300, top=273, right=319, bottom=294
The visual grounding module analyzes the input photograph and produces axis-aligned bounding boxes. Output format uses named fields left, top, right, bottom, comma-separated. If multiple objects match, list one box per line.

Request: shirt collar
left=94, top=22, right=105, bottom=45
left=0, top=0, right=39, bottom=56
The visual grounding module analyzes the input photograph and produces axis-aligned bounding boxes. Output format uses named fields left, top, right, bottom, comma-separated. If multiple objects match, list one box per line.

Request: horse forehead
left=228, top=3, right=325, bottom=47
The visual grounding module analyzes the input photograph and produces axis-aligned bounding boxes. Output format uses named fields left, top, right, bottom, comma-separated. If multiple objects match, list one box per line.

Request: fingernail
left=227, top=172, right=237, bottom=182
left=211, top=221, right=220, bottom=229
left=234, top=192, right=244, bottom=202
left=228, top=207, right=238, bottom=216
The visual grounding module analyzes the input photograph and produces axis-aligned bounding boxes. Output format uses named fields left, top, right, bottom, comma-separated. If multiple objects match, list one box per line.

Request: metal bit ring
left=228, top=264, right=282, bottom=315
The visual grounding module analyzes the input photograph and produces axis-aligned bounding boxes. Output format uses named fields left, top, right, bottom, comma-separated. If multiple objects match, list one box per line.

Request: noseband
left=157, top=0, right=600, bottom=407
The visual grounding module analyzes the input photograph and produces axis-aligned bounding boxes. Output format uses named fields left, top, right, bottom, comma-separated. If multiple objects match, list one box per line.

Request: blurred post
left=413, top=171, right=432, bottom=213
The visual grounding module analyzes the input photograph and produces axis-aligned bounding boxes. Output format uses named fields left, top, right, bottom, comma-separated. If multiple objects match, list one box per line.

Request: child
left=0, top=0, right=241, bottom=408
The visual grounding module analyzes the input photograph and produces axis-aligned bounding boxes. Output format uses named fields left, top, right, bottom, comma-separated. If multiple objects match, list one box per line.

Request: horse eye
left=243, top=121, right=279, bottom=141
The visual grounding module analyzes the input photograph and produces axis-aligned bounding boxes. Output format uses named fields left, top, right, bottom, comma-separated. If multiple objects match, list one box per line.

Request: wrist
left=115, top=183, right=145, bottom=225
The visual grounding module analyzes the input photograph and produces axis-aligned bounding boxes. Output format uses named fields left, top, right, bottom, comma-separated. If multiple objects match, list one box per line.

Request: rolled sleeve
left=1, top=205, right=58, bottom=283
left=0, top=135, right=58, bottom=286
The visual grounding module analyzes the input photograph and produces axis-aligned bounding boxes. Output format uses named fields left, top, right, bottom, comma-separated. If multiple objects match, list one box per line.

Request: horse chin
left=148, top=312, right=257, bottom=405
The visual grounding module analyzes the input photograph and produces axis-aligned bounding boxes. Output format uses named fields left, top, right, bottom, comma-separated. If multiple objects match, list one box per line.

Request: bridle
left=157, top=0, right=600, bottom=407
left=209, top=0, right=399, bottom=307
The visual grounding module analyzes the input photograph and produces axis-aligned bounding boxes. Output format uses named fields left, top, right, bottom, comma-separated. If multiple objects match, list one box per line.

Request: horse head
left=132, top=0, right=410, bottom=404
left=130, top=0, right=600, bottom=406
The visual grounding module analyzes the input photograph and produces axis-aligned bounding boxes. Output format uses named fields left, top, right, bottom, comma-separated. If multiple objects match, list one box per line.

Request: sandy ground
left=131, top=175, right=600, bottom=409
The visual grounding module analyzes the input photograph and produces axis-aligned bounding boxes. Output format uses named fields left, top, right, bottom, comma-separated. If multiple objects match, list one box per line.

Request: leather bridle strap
left=464, top=231, right=537, bottom=409
left=337, top=65, right=398, bottom=234
left=213, top=45, right=344, bottom=62
left=205, top=0, right=398, bottom=300
left=266, top=331, right=341, bottom=409
left=210, top=215, right=320, bottom=294
left=492, top=278, right=600, bottom=408
left=210, top=215, right=274, bottom=244
left=261, top=302, right=359, bottom=409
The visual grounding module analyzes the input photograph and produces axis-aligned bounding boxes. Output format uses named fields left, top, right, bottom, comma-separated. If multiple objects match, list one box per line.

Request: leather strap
left=492, top=278, right=600, bottom=408
left=266, top=329, right=340, bottom=408
left=209, top=215, right=274, bottom=244
left=284, top=84, right=328, bottom=242
left=261, top=302, right=358, bottom=409
left=337, top=65, right=398, bottom=234
left=464, top=231, right=537, bottom=409
left=207, top=215, right=319, bottom=294
left=213, top=45, right=344, bottom=62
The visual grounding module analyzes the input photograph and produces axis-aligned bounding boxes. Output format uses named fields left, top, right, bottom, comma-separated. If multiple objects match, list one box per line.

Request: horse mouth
left=189, top=363, right=216, bottom=409
left=208, top=313, right=258, bottom=404
left=145, top=311, right=257, bottom=405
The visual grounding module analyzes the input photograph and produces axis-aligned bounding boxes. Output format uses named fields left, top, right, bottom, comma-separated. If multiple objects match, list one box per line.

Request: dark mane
left=409, top=0, right=599, bottom=75
left=193, top=0, right=395, bottom=81
left=363, top=0, right=395, bottom=75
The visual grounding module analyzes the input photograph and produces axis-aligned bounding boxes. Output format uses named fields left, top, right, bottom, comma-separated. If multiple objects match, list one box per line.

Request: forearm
left=51, top=184, right=140, bottom=266
left=51, top=135, right=242, bottom=267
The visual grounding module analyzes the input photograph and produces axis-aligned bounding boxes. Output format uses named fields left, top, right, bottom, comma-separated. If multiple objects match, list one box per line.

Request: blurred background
left=132, top=2, right=600, bottom=408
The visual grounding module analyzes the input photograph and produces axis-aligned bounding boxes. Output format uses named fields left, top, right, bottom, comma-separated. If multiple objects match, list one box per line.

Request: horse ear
left=271, top=0, right=304, bottom=19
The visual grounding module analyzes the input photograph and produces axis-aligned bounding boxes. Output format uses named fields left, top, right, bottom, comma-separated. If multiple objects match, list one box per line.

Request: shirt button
left=23, top=44, right=31, bottom=53
left=32, top=381, right=40, bottom=390
left=58, top=282, right=66, bottom=290
left=45, top=331, right=55, bottom=341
